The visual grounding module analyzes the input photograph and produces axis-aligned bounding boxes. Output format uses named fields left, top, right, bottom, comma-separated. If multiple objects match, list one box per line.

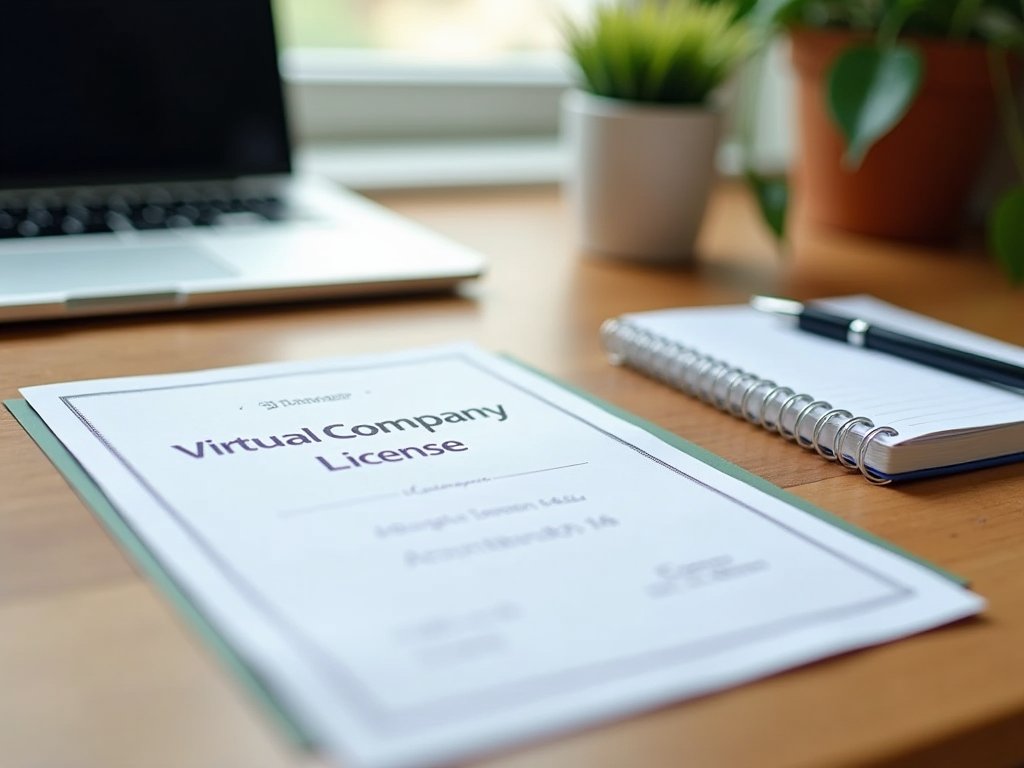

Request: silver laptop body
left=0, top=0, right=485, bottom=322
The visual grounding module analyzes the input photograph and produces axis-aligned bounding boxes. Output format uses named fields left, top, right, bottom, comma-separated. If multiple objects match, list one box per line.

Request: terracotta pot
left=789, top=27, right=1001, bottom=243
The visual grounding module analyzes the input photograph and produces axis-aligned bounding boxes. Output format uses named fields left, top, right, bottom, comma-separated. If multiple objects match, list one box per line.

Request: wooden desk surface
left=2, top=182, right=1023, bottom=768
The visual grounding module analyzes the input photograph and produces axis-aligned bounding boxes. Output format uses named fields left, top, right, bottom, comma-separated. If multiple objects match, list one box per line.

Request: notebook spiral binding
left=600, top=318, right=900, bottom=484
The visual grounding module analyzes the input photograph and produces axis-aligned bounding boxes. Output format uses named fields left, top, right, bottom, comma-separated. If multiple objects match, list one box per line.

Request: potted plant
left=740, top=0, right=1024, bottom=281
left=561, top=0, right=754, bottom=262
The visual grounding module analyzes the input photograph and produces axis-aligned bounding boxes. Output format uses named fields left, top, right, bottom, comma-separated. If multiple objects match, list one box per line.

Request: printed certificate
left=18, top=344, right=983, bottom=768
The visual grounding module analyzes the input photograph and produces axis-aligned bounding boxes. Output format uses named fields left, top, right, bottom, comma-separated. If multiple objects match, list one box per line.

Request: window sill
left=296, top=136, right=774, bottom=192
left=294, top=137, right=567, bottom=191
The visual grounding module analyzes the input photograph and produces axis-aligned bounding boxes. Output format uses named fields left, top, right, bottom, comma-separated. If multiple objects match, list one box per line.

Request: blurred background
left=274, top=0, right=593, bottom=56
left=271, top=0, right=793, bottom=190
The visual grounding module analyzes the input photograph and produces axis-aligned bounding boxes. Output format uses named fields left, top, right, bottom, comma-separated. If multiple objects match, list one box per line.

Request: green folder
left=4, top=397, right=314, bottom=748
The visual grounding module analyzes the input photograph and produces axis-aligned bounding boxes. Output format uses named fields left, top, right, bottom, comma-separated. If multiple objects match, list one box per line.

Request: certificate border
left=56, top=351, right=914, bottom=735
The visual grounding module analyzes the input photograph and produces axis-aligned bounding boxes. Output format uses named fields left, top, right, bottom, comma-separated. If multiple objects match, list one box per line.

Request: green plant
left=739, top=0, right=1024, bottom=282
left=562, top=0, right=755, bottom=105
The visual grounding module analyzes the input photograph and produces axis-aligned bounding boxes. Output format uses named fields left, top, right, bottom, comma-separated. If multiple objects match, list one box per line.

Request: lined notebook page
left=621, top=296, right=1024, bottom=446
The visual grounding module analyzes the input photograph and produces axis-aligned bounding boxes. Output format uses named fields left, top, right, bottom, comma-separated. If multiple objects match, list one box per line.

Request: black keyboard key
left=60, top=216, right=86, bottom=235
left=15, top=208, right=56, bottom=237
left=27, top=208, right=53, bottom=227
left=195, top=206, right=222, bottom=226
left=105, top=211, right=133, bottom=231
left=127, top=203, right=164, bottom=230
left=17, top=220, right=40, bottom=237
left=76, top=206, right=114, bottom=233
left=244, top=197, right=287, bottom=220
left=174, top=204, right=201, bottom=222
left=0, top=211, right=17, bottom=238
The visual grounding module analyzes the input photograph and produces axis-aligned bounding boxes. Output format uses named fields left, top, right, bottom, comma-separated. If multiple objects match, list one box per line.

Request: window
left=270, top=1, right=582, bottom=189
left=274, top=0, right=592, bottom=57
left=272, top=1, right=791, bottom=189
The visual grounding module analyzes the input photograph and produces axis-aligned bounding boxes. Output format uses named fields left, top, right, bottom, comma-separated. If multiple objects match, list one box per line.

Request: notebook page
left=621, top=296, right=1024, bottom=446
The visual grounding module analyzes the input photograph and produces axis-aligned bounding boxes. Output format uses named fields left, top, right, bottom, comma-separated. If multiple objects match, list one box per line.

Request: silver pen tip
left=749, top=295, right=804, bottom=316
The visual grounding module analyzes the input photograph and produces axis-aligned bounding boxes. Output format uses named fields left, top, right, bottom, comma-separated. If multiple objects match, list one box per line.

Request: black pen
left=750, top=295, right=1024, bottom=390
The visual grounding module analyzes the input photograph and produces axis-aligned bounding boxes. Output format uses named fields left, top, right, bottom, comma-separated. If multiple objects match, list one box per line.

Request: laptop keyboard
left=0, top=196, right=287, bottom=239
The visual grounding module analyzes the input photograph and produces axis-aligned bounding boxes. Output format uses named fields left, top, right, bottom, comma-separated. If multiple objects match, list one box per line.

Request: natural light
left=274, top=0, right=597, bottom=57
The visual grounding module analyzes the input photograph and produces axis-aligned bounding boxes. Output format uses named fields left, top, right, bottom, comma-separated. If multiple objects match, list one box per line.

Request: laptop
left=0, top=0, right=485, bottom=323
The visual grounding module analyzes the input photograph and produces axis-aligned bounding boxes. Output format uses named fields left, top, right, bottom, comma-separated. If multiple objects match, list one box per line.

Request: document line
left=490, top=462, right=590, bottom=481
left=277, top=462, right=590, bottom=518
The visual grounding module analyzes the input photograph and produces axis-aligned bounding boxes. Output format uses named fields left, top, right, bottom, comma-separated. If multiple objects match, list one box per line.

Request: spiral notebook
left=601, top=295, right=1024, bottom=483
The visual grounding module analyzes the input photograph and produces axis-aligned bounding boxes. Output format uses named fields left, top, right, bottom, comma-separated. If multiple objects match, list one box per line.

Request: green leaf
left=989, top=185, right=1024, bottom=284
left=976, top=7, right=1024, bottom=48
left=752, top=0, right=800, bottom=25
left=826, top=43, right=923, bottom=167
left=745, top=171, right=789, bottom=240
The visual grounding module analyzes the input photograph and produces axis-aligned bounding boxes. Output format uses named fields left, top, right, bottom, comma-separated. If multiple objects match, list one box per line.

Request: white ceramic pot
left=561, top=90, right=723, bottom=263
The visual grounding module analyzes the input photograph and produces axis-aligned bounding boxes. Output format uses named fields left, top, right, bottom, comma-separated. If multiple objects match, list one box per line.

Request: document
left=17, top=344, right=983, bottom=768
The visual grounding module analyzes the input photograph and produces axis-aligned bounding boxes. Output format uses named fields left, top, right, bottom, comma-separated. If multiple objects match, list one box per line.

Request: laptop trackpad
left=0, top=245, right=237, bottom=294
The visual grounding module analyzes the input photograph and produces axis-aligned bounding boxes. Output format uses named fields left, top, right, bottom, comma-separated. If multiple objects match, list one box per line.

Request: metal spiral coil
left=600, top=318, right=899, bottom=484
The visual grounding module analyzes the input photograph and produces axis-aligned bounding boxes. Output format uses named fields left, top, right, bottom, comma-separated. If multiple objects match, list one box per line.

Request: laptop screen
left=0, top=0, right=292, bottom=188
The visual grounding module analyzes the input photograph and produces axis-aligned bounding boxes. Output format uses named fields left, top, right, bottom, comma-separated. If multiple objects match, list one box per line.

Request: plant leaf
left=745, top=171, right=789, bottom=240
left=976, top=6, right=1024, bottom=48
left=989, top=185, right=1024, bottom=284
left=827, top=43, right=923, bottom=167
left=757, top=0, right=805, bottom=25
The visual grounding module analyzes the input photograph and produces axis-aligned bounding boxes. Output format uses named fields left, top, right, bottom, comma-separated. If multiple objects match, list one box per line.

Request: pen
left=749, top=295, right=1024, bottom=389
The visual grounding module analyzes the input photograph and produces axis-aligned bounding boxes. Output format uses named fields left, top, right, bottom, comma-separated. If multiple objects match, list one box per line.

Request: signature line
left=277, top=462, right=588, bottom=518
left=491, top=462, right=589, bottom=481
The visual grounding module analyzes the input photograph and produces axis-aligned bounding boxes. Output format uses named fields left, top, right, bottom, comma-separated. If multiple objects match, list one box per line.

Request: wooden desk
left=2, top=182, right=1023, bottom=768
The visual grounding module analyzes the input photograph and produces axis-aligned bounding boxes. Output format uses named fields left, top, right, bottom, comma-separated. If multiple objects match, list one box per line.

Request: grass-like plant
left=562, top=0, right=755, bottom=105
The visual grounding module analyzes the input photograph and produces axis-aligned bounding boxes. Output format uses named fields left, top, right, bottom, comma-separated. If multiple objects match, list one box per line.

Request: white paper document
left=20, top=344, right=983, bottom=768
